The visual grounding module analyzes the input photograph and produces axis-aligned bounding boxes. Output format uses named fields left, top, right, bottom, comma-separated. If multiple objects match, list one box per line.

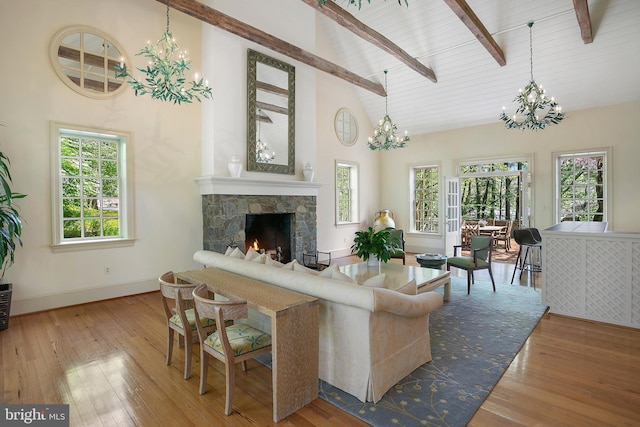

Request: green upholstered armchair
left=446, top=235, right=496, bottom=294
left=388, top=229, right=406, bottom=264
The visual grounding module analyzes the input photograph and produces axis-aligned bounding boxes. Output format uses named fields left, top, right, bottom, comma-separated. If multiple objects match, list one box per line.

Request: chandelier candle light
left=368, top=70, right=409, bottom=150
left=500, top=21, right=566, bottom=130
left=114, top=0, right=212, bottom=104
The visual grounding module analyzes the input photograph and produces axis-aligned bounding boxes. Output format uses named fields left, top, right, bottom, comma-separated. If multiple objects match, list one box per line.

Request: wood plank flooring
left=1, top=256, right=638, bottom=426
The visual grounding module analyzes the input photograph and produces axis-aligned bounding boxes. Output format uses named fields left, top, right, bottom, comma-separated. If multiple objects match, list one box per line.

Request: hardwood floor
left=1, top=257, right=638, bottom=426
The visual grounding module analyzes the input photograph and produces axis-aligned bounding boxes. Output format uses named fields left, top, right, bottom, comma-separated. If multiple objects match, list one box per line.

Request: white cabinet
left=542, top=222, right=640, bottom=329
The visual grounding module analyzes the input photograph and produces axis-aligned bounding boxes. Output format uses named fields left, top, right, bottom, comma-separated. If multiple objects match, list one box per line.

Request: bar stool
left=510, top=228, right=542, bottom=289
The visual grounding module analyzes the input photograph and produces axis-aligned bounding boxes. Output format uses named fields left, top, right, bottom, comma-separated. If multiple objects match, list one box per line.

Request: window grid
left=337, top=165, right=351, bottom=222
left=413, top=166, right=439, bottom=233
left=60, top=132, right=122, bottom=240
left=558, top=153, right=606, bottom=222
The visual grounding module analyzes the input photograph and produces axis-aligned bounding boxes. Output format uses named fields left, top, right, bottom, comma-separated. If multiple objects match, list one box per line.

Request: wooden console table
left=177, top=267, right=319, bottom=422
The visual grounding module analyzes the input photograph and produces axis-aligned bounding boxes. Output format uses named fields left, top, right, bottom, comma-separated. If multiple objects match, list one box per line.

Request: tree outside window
left=556, top=151, right=607, bottom=222
left=411, top=165, right=439, bottom=233
left=51, top=122, right=134, bottom=250
left=336, top=161, right=358, bottom=224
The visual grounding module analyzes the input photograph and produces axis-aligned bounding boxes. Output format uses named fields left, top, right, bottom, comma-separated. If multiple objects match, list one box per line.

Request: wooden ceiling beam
left=572, top=0, right=593, bottom=44
left=442, top=0, right=506, bottom=66
left=158, top=0, right=386, bottom=96
left=302, top=0, right=437, bottom=83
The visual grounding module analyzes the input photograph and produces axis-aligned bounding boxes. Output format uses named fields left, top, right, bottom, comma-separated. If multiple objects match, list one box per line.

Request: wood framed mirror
left=247, top=49, right=295, bottom=174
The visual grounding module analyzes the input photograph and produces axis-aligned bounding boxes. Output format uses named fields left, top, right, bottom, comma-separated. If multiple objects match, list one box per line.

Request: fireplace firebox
left=245, top=213, right=293, bottom=263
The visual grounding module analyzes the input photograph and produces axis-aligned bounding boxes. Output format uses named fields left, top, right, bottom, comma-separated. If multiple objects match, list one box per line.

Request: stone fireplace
left=198, top=177, right=320, bottom=263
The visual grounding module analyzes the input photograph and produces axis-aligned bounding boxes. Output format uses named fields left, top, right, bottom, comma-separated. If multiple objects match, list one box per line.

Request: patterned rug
left=258, top=276, right=547, bottom=426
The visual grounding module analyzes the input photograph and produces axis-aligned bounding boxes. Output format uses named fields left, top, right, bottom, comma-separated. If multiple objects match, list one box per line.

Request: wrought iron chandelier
left=368, top=70, right=409, bottom=151
left=256, top=109, right=275, bottom=163
left=500, top=22, right=565, bottom=130
left=114, top=0, right=212, bottom=104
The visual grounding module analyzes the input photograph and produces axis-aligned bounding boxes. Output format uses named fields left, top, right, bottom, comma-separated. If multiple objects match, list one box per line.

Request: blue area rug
left=257, top=276, right=547, bottom=426
left=321, top=277, right=546, bottom=427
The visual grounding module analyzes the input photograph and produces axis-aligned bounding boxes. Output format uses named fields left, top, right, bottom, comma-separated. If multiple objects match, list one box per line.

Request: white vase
left=228, top=154, right=242, bottom=178
left=366, top=254, right=378, bottom=266
left=303, top=162, right=314, bottom=181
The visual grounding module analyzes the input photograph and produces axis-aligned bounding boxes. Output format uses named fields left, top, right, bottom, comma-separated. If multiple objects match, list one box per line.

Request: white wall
left=379, top=101, right=640, bottom=254
left=1, top=0, right=206, bottom=314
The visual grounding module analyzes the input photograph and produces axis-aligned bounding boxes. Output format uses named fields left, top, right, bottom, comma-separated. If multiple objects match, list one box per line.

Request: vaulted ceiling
left=171, top=0, right=640, bottom=135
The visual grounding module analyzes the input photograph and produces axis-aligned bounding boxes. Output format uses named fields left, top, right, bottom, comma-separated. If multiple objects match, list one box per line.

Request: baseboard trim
left=10, top=279, right=158, bottom=316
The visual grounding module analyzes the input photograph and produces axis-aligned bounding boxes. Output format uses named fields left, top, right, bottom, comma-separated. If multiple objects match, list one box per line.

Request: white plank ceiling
left=318, top=0, right=640, bottom=134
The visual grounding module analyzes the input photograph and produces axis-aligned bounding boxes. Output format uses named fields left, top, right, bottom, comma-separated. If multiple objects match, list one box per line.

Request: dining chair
left=447, top=235, right=496, bottom=294
left=159, top=271, right=217, bottom=380
left=192, top=284, right=272, bottom=416
left=494, top=220, right=513, bottom=251
left=460, top=220, right=479, bottom=250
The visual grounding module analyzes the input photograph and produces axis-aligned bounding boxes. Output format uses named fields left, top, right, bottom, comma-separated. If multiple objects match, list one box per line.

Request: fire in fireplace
left=245, top=213, right=293, bottom=263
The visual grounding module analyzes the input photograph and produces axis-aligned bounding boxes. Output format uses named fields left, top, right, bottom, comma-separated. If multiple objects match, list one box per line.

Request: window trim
left=409, top=162, right=440, bottom=235
left=50, top=121, right=135, bottom=252
left=553, top=147, right=612, bottom=225
left=335, top=160, right=359, bottom=226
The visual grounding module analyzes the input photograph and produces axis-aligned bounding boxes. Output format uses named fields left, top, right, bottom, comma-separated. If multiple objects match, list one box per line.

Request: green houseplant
left=0, top=150, right=26, bottom=330
left=351, top=226, right=403, bottom=264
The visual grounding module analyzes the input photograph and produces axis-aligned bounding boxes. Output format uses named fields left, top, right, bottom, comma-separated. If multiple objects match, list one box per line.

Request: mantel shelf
left=195, top=176, right=322, bottom=196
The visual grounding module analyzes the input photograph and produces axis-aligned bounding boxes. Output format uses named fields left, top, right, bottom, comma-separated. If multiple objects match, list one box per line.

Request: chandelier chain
left=166, top=0, right=170, bottom=33
left=529, top=22, right=534, bottom=82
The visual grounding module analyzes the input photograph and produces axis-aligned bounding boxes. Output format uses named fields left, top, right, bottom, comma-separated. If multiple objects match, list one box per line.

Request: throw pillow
left=319, top=264, right=357, bottom=284
left=264, top=256, right=284, bottom=268
left=292, top=262, right=320, bottom=275
left=244, top=247, right=262, bottom=262
left=362, top=273, right=387, bottom=288
left=226, top=247, right=245, bottom=259
left=250, top=253, right=268, bottom=264
left=396, top=278, right=417, bottom=295
left=282, top=260, right=297, bottom=270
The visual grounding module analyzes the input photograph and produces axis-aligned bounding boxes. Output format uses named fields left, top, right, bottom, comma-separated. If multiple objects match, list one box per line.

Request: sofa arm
left=373, top=288, right=443, bottom=316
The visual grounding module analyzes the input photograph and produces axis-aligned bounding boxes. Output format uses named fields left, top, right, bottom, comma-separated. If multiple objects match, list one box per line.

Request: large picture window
left=411, top=165, right=439, bottom=233
left=554, top=149, right=610, bottom=223
left=51, top=122, right=135, bottom=251
left=336, top=160, right=359, bottom=224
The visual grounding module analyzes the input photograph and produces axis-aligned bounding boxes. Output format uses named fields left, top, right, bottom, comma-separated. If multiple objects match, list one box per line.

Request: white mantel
left=196, top=176, right=322, bottom=196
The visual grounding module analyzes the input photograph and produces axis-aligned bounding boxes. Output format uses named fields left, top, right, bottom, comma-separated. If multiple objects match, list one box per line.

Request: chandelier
left=114, top=0, right=212, bottom=104
left=500, top=22, right=566, bottom=130
left=368, top=70, right=409, bottom=151
left=256, top=109, right=275, bottom=163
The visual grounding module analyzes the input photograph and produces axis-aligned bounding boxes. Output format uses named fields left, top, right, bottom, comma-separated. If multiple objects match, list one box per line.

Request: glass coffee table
left=339, top=262, right=451, bottom=302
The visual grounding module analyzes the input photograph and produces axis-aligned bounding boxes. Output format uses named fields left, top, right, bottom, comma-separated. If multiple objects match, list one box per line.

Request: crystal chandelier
left=500, top=22, right=566, bottom=130
left=114, top=0, right=212, bottom=104
left=256, top=109, right=275, bottom=163
left=368, top=70, right=409, bottom=151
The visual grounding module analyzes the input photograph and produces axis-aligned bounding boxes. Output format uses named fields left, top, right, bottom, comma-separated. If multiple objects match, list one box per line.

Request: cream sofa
left=193, top=249, right=443, bottom=403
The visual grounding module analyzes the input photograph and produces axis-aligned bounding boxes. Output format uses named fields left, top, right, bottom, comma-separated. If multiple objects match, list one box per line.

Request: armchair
left=447, top=235, right=496, bottom=294
left=388, top=229, right=406, bottom=264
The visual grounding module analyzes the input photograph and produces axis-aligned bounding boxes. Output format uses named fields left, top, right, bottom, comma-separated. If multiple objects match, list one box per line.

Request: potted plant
left=0, top=150, right=26, bottom=330
left=351, top=226, right=403, bottom=266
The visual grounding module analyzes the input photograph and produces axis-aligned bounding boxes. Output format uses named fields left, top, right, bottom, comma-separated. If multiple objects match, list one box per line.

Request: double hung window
left=51, top=122, right=134, bottom=250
